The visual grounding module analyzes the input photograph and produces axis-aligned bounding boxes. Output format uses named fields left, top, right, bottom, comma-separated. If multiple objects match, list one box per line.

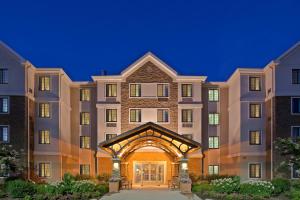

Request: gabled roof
left=275, top=41, right=300, bottom=63
left=0, top=41, right=26, bottom=63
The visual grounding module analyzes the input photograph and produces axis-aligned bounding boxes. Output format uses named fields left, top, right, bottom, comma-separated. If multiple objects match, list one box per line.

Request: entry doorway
left=133, top=161, right=166, bottom=186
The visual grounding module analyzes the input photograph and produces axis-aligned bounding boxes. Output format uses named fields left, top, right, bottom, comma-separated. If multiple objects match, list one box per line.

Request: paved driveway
left=101, top=189, right=202, bottom=200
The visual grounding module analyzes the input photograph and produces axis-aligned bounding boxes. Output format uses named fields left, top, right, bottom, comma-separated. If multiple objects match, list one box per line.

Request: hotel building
left=0, top=40, right=299, bottom=184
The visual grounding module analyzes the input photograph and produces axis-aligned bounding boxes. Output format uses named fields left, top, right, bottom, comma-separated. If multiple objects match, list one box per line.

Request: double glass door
left=134, top=162, right=165, bottom=185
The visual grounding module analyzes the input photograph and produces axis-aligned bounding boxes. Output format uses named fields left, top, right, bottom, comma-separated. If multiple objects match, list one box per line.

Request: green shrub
left=202, top=174, right=235, bottom=183
left=271, top=178, right=291, bottom=195
left=62, top=172, right=75, bottom=183
left=71, top=180, right=96, bottom=193
left=35, top=184, right=57, bottom=195
left=96, top=183, right=109, bottom=194
left=5, top=180, right=36, bottom=198
left=211, top=176, right=240, bottom=194
left=240, top=180, right=274, bottom=197
left=192, top=183, right=213, bottom=193
left=75, top=174, right=92, bottom=181
left=290, top=188, right=300, bottom=200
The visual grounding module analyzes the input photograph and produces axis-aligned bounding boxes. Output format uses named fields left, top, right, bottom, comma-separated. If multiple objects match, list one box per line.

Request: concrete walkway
left=101, top=189, right=202, bottom=200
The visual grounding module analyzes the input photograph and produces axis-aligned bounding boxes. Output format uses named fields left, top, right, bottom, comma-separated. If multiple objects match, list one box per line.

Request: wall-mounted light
left=181, top=162, right=188, bottom=170
left=113, top=162, right=120, bottom=170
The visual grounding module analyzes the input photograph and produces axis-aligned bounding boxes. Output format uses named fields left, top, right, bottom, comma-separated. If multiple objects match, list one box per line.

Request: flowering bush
left=240, top=180, right=274, bottom=197
left=71, top=180, right=96, bottom=193
left=211, top=176, right=240, bottom=194
left=0, top=144, right=24, bottom=177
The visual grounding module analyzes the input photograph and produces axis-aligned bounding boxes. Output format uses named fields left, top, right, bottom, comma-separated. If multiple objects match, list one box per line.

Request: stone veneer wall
left=121, top=61, right=178, bottom=133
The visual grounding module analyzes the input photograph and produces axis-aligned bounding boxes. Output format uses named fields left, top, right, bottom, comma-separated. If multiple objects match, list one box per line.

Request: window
left=106, top=133, right=117, bottom=141
left=292, top=98, right=300, bottom=114
left=249, top=77, right=261, bottom=91
left=80, top=136, right=90, bottom=149
left=182, top=84, right=193, bottom=97
left=0, top=126, right=9, bottom=143
left=39, top=76, right=50, bottom=91
left=0, top=69, right=8, bottom=84
left=209, top=113, right=220, bottom=125
left=292, top=127, right=300, bottom=141
left=39, top=163, right=51, bottom=177
left=130, top=84, right=141, bottom=97
left=292, top=166, right=300, bottom=179
left=208, top=89, right=219, bottom=102
left=157, top=84, right=169, bottom=97
left=249, top=103, right=261, bottom=118
left=292, top=69, right=300, bottom=84
left=208, top=136, right=219, bottom=149
left=208, top=165, right=219, bottom=175
left=80, top=164, right=90, bottom=175
left=80, top=112, right=90, bottom=125
left=182, top=109, right=193, bottom=123
left=80, top=89, right=90, bottom=101
left=39, top=103, right=50, bottom=118
left=0, top=97, right=9, bottom=113
left=130, top=109, right=141, bottom=122
left=106, top=109, right=117, bottom=122
left=249, top=131, right=261, bottom=145
left=249, top=163, right=261, bottom=178
left=182, top=134, right=193, bottom=140
left=39, top=130, right=50, bottom=144
left=157, top=109, right=169, bottom=123
left=106, top=84, right=117, bottom=97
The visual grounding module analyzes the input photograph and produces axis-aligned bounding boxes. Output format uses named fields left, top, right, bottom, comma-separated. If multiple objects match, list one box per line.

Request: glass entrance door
left=134, top=162, right=165, bottom=185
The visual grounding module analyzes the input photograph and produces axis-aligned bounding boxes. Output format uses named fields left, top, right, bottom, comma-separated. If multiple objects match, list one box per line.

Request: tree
left=274, top=137, right=300, bottom=175
left=0, top=144, right=24, bottom=177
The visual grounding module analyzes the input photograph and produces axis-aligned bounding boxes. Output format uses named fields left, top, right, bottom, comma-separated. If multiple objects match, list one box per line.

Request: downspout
left=25, top=63, right=30, bottom=180
left=270, top=65, right=275, bottom=180
left=59, top=73, right=62, bottom=180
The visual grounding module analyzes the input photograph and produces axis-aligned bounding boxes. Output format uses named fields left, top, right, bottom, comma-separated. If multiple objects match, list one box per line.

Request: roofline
left=0, top=40, right=26, bottom=62
left=36, top=68, right=73, bottom=84
left=227, top=67, right=264, bottom=84
left=275, top=41, right=300, bottom=62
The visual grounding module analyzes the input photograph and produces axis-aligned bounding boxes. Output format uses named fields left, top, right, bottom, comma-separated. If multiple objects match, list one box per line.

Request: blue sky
left=1, top=0, right=300, bottom=81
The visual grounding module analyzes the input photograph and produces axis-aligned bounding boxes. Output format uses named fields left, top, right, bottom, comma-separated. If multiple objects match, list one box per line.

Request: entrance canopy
left=99, top=122, right=201, bottom=158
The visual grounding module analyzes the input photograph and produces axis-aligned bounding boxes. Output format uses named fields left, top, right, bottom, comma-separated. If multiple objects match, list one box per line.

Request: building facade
left=0, top=40, right=300, bottom=184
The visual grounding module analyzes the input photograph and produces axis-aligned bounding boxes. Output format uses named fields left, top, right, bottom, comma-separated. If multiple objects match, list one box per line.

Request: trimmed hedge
left=5, top=180, right=36, bottom=198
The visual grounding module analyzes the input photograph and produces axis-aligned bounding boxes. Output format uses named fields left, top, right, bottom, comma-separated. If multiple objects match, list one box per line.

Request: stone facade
left=121, top=61, right=178, bottom=133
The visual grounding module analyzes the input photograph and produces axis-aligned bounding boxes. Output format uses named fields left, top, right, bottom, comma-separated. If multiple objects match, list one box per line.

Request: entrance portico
left=99, top=122, right=202, bottom=187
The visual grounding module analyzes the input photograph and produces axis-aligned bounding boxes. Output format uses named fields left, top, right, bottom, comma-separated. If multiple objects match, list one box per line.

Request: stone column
left=109, top=157, right=121, bottom=193
left=179, top=157, right=191, bottom=194
left=112, top=157, right=121, bottom=178
left=179, top=158, right=189, bottom=178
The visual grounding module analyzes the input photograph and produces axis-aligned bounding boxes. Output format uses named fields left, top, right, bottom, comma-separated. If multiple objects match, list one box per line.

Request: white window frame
left=0, top=96, right=9, bottom=114
left=291, top=97, right=300, bottom=115
left=129, top=83, right=142, bottom=98
left=105, top=108, right=118, bottom=123
left=105, top=83, right=117, bottom=98
left=249, top=130, right=262, bottom=145
left=38, top=161, right=52, bottom=178
left=39, top=103, right=51, bottom=118
left=157, top=83, right=170, bottom=98
left=129, top=108, right=142, bottom=124
left=208, top=165, right=219, bottom=175
left=248, top=102, right=262, bottom=119
left=208, top=136, right=219, bottom=149
left=157, top=108, right=170, bottom=124
left=208, top=88, right=219, bottom=102
left=38, top=75, right=51, bottom=91
left=248, top=76, right=262, bottom=91
left=208, top=113, right=220, bottom=125
left=0, top=125, right=9, bottom=143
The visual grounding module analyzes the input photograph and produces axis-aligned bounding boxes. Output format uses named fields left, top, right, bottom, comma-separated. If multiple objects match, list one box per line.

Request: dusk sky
left=1, top=0, right=300, bottom=81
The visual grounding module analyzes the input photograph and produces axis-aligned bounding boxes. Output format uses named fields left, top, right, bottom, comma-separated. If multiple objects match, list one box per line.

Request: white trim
left=104, top=83, right=118, bottom=98
left=248, top=102, right=263, bottom=119
left=156, top=108, right=171, bottom=124
left=129, top=108, right=142, bottom=124
left=275, top=41, right=300, bottom=63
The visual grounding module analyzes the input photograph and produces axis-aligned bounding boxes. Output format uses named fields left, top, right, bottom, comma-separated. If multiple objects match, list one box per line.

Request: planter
left=180, top=182, right=191, bottom=194
left=109, top=181, right=120, bottom=193
left=0, top=177, right=6, bottom=185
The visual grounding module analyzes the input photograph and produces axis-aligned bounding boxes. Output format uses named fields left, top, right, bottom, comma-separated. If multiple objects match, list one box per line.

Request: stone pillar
left=179, top=157, right=192, bottom=194
left=179, top=158, right=189, bottom=178
left=109, top=157, right=121, bottom=193
left=112, top=157, right=121, bottom=178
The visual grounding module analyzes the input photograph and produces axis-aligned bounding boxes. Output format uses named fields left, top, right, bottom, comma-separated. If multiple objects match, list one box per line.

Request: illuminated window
left=39, top=130, right=50, bottom=144
left=182, top=109, right=193, bottom=122
left=249, top=163, right=261, bottom=178
left=106, top=84, right=117, bottom=97
left=209, top=113, right=219, bottom=125
left=249, top=77, right=261, bottom=91
left=39, top=76, right=50, bottom=91
left=0, top=69, right=8, bottom=84
left=106, top=133, right=117, bottom=141
left=130, top=84, right=141, bottom=97
left=80, top=136, right=90, bottom=149
left=182, top=84, right=193, bottom=97
left=106, top=109, right=117, bottom=122
left=80, top=112, right=90, bottom=125
left=249, top=103, right=261, bottom=118
left=208, top=89, right=219, bottom=102
left=130, top=109, right=141, bottom=122
left=0, top=97, right=9, bottom=113
left=208, top=136, right=219, bottom=149
left=0, top=126, right=9, bottom=143
left=157, top=84, right=169, bottom=97
left=249, top=131, right=261, bottom=145
left=208, top=165, right=219, bottom=175
left=39, top=163, right=51, bottom=177
left=292, top=69, right=300, bottom=84
left=157, top=109, right=169, bottom=122
left=80, top=164, right=90, bottom=175
left=80, top=89, right=90, bottom=101
left=39, top=103, right=50, bottom=118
